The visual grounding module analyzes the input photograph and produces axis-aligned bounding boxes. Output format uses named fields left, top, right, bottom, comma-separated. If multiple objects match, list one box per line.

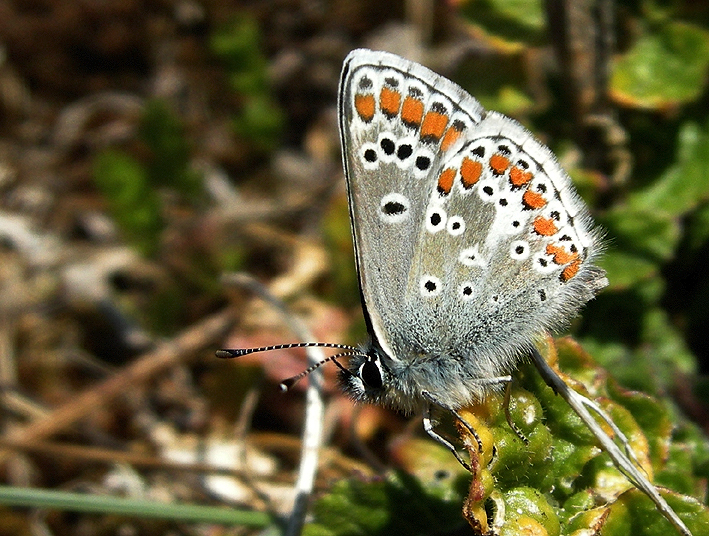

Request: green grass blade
left=0, top=486, right=272, bottom=527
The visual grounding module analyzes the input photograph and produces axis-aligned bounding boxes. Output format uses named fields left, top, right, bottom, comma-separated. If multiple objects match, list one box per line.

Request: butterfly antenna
left=216, top=342, right=359, bottom=359
left=217, top=342, right=364, bottom=389
left=279, top=351, right=359, bottom=391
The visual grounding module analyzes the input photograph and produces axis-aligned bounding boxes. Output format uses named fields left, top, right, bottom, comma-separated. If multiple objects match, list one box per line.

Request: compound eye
left=359, top=359, right=383, bottom=389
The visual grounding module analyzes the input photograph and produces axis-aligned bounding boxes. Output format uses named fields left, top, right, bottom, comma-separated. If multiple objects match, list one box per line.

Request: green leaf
left=601, top=206, right=680, bottom=262
left=659, top=442, right=700, bottom=497
left=606, top=380, right=673, bottom=469
left=629, top=120, right=709, bottom=217
left=306, top=340, right=709, bottom=536
left=610, top=21, right=709, bottom=109
left=458, top=0, right=546, bottom=47
left=604, top=488, right=709, bottom=536
left=597, top=250, right=658, bottom=290
left=501, top=487, right=560, bottom=536
left=303, top=472, right=467, bottom=536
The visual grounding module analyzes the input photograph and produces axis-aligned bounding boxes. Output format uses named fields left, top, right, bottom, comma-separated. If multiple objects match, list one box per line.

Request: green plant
left=210, top=14, right=284, bottom=150
left=93, top=99, right=204, bottom=257
left=304, top=339, right=709, bottom=536
left=93, top=149, right=163, bottom=257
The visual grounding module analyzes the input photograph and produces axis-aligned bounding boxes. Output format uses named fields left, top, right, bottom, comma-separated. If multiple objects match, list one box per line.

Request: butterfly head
left=337, top=339, right=431, bottom=414
left=339, top=342, right=391, bottom=406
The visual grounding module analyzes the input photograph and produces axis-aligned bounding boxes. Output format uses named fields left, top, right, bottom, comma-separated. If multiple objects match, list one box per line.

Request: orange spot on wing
left=437, top=168, right=456, bottom=195
left=420, top=111, right=449, bottom=141
left=509, top=166, right=533, bottom=187
left=460, top=157, right=482, bottom=189
left=489, top=153, right=510, bottom=175
left=561, top=259, right=581, bottom=281
left=546, top=243, right=579, bottom=265
left=380, top=87, right=401, bottom=117
left=355, top=94, right=375, bottom=122
left=401, top=96, right=424, bottom=127
left=440, top=125, right=462, bottom=151
left=533, top=216, right=558, bottom=236
left=522, top=190, right=547, bottom=210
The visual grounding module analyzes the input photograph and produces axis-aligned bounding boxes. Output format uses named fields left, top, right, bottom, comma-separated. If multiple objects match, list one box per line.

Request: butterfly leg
left=422, top=403, right=472, bottom=472
left=447, top=406, right=484, bottom=454
left=503, top=380, right=530, bottom=445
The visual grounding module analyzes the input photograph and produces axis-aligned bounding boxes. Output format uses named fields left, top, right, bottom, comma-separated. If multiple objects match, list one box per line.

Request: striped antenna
left=216, top=342, right=364, bottom=390
left=216, top=342, right=360, bottom=359
left=279, top=351, right=358, bottom=390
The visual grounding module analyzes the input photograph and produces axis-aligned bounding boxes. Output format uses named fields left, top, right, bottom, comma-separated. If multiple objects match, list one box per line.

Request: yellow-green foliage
left=304, top=340, right=709, bottom=536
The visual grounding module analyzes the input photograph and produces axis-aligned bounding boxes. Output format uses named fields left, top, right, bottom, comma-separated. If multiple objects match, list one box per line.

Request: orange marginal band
left=522, top=190, right=547, bottom=210
left=460, top=157, right=482, bottom=188
left=401, top=96, right=424, bottom=127
left=533, top=216, right=558, bottom=236
left=437, top=168, right=456, bottom=195
left=380, top=87, right=401, bottom=116
left=489, top=153, right=511, bottom=175
left=355, top=94, right=375, bottom=122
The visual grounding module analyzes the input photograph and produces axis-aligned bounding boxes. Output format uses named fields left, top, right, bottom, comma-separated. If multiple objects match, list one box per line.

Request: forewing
left=338, top=49, right=485, bottom=361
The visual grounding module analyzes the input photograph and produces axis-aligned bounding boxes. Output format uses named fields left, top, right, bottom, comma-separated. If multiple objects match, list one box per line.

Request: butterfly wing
left=338, top=49, right=485, bottom=362
left=404, top=114, right=607, bottom=379
left=339, top=49, right=606, bottom=409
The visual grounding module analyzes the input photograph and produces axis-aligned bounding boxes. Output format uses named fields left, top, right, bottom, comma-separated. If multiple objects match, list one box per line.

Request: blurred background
left=1, top=0, right=709, bottom=534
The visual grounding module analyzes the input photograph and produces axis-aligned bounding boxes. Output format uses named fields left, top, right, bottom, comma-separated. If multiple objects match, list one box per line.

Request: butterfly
left=334, top=49, right=606, bottom=416
left=218, top=49, right=692, bottom=536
